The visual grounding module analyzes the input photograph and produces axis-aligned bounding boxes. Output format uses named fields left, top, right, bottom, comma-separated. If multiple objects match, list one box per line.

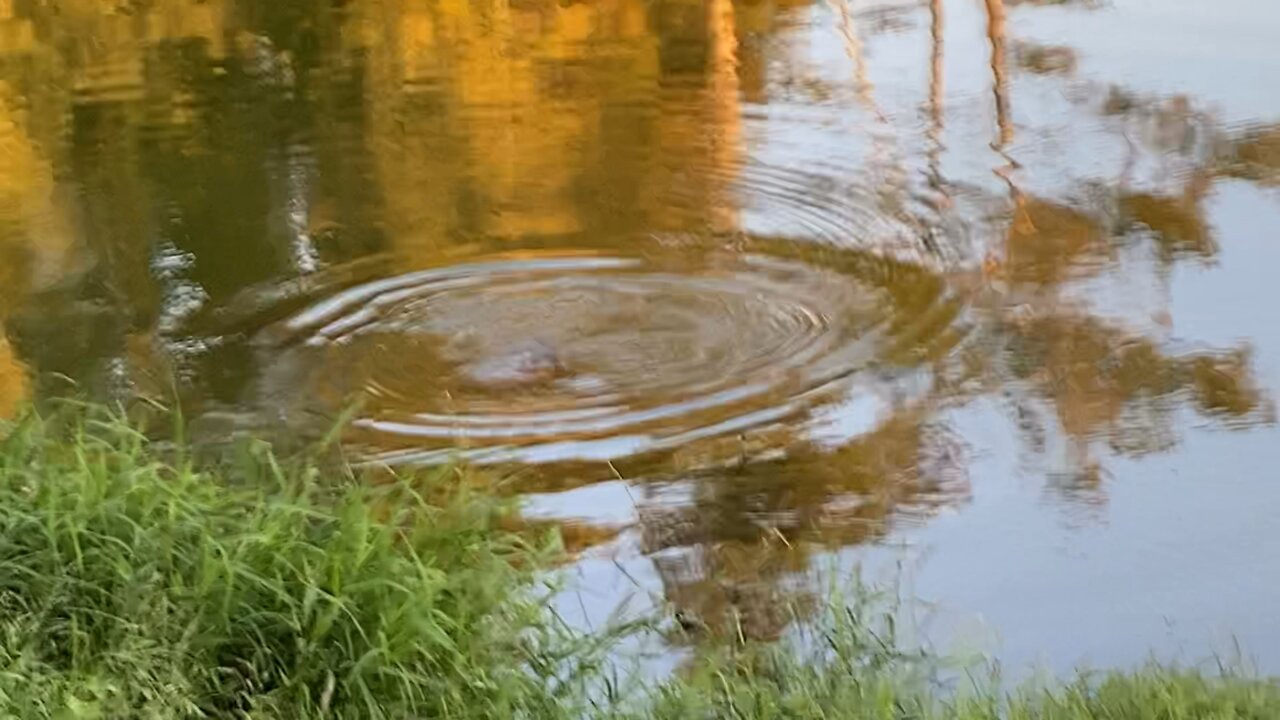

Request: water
left=2, top=0, right=1279, bottom=673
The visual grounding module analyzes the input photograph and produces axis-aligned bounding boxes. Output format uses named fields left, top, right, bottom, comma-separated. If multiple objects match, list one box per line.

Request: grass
left=1, top=406, right=1278, bottom=718
left=634, top=618, right=1280, bottom=719
left=0, top=406, right=611, bottom=718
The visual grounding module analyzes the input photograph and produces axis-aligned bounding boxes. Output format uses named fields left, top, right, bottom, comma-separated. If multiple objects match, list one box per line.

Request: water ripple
left=264, top=247, right=931, bottom=465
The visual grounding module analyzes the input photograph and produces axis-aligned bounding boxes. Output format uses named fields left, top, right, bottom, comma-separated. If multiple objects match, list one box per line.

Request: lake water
left=2, top=0, right=1279, bottom=674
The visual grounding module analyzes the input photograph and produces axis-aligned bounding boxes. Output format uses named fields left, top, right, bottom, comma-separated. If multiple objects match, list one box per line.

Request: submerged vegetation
left=1, top=407, right=1278, bottom=719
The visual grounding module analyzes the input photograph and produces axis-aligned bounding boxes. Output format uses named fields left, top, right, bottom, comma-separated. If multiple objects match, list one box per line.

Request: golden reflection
left=347, top=0, right=747, bottom=257
left=707, top=0, right=743, bottom=233
left=1219, top=124, right=1280, bottom=186
left=0, top=0, right=1274, bottom=642
left=0, top=5, right=33, bottom=52
left=0, top=84, right=76, bottom=416
left=996, top=312, right=1269, bottom=479
left=998, top=196, right=1105, bottom=286
left=1120, top=182, right=1215, bottom=261
left=641, top=412, right=966, bottom=641
left=0, top=338, right=25, bottom=419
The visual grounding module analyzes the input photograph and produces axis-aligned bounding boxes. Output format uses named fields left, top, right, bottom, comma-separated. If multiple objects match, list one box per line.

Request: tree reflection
left=1218, top=124, right=1280, bottom=186
left=0, top=0, right=1275, bottom=645
left=0, top=81, right=79, bottom=413
left=1002, top=314, right=1266, bottom=448
left=996, top=195, right=1106, bottom=286
left=638, top=413, right=966, bottom=641
left=1012, top=40, right=1076, bottom=76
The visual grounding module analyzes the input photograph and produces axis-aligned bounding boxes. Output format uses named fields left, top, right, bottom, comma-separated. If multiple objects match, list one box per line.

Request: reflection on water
left=274, top=250, right=891, bottom=462
left=2, top=0, right=1280, bottom=669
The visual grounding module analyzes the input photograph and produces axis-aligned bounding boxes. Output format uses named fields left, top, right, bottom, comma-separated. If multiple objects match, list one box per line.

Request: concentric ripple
left=268, top=250, right=905, bottom=464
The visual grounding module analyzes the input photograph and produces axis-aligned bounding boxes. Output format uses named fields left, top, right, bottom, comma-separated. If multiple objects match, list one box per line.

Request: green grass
left=1, top=406, right=1278, bottom=719
left=0, top=406, right=611, bottom=719
left=633, top=612, right=1280, bottom=719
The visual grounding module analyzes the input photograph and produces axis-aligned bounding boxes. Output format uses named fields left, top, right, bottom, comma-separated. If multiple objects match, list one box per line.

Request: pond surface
left=2, top=0, right=1280, bottom=673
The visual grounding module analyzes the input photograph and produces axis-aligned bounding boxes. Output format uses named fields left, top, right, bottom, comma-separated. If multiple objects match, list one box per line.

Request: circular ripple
left=270, top=251, right=900, bottom=464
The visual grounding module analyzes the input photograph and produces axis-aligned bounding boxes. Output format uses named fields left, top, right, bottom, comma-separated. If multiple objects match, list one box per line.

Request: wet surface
left=271, top=247, right=939, bottom=464
left=2, top=0, right=1280, bottom=674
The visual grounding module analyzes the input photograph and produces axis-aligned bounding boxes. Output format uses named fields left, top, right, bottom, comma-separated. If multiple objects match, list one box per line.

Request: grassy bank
left=0, top=408, right=608, bottom=718
left=1, top=408, right=1277, bottom=718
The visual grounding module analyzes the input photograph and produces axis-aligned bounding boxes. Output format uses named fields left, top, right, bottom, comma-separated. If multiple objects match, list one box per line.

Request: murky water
left=3, top=0, right=1280, bottom=673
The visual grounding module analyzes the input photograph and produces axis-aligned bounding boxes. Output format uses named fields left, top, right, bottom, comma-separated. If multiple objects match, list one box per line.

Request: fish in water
left=459, top=339, right=568, bottom=390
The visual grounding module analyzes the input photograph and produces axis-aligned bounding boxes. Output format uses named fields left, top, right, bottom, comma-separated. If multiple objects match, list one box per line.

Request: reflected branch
left=830, top=0, right=878, bottom=115
left=925, top=0, right=948, bottom=212
left=984, top=0, right=1013, bottom=148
